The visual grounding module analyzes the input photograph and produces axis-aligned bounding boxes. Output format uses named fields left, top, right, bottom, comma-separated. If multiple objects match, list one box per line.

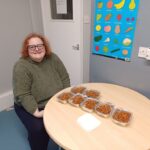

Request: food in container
left=112, top=108, right=132, bottom=126
left=84, top=89, right=100, bottom=99
left=68, top=94, right=85, bottom=107
left=80, top=98, right=98, bottom=112
left=71, top=86, right=86, bottom=94
left=95, top=102, right=114, bottom=117
left=57, top=92, right=73, bottom=104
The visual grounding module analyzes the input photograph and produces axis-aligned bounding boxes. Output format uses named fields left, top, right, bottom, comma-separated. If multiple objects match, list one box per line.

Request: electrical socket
left=145, top=48, right=150, bottom=60
left=138, top=47, right=148, bottom=58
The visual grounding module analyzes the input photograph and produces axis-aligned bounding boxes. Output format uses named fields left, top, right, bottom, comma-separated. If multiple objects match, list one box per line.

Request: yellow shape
left=96, top=25, right=101, bottom=31
left=96, top=14, right=102, bottom=21
left=98, top=2, right=103, bottom=9
left=129, top=0, right=136, bottom=10
left=114, top=0, right=125, bottom=9
left=103, top=46, right=109, bottom=52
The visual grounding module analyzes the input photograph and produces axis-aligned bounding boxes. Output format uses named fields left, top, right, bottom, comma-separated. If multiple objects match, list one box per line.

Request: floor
left=0, top=109, right=59, bottom=150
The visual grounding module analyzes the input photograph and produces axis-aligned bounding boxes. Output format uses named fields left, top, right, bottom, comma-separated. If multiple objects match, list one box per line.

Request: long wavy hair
left=21, top=33, right=51, bottom=58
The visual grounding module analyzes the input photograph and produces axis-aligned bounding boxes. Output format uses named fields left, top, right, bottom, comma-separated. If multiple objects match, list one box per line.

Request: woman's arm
left=13, top=62, right=38, bottom=115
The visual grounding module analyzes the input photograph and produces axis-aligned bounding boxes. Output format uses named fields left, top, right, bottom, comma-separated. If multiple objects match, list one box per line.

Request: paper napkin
left=77, top=113, right=101, bottom=132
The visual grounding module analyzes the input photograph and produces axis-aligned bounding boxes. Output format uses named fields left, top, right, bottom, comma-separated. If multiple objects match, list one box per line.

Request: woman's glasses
left=28, top=44, right=45, bottom=52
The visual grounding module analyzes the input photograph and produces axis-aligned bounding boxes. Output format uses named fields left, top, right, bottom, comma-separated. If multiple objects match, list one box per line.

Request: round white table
left=44, top=83, right=150, bottom=150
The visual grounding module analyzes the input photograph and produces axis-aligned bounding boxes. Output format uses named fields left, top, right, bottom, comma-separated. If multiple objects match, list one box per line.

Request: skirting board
left=0, top=90, right=14, bottom=111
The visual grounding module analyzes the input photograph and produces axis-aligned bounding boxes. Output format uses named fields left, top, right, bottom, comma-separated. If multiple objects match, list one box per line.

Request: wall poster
left=92, top=0, right=140, bottom=61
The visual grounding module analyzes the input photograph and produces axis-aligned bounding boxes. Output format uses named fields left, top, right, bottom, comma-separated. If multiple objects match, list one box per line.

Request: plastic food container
left=80, top=98, right=99, bottom=113
left=68, top=94, right=86, bottom=107
left=95, top=102, right=114, bottom=118
left=57, top=92, right=73, bottom=104
left=111, top=108, right=132, bottom=126
left=71, top=86, right=86, bottom=94
left=84, top=89, right=100, bottom=99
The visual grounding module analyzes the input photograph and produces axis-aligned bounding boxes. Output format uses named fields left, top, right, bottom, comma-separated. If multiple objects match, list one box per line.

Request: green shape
left=103, top=46, right=109, bottom=52
left=114, top=38, right=119, bottom=44
left=110, top=48, right=120, bottom=53
left=94, top=35, right=102, bottom=42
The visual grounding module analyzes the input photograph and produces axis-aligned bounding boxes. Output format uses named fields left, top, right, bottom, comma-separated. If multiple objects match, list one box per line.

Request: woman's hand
left=33, top=108, right=44, bottom=118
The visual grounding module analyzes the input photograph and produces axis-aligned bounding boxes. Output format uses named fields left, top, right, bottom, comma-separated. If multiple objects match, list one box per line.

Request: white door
left=41, top=0, right=83, bottom=86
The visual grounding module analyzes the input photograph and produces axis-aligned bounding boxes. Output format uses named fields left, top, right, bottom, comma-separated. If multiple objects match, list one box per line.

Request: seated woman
left=13, top=33, right=70, bottom=150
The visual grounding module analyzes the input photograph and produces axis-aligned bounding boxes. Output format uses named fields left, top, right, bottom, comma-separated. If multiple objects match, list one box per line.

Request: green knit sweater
left=13, top=53, right=70, bottom=114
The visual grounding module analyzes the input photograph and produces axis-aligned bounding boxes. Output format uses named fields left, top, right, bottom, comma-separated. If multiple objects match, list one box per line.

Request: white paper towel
left=77, top=113, right=101, bottom=132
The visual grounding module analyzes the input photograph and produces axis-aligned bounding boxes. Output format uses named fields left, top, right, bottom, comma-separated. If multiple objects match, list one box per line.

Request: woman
left=13, top=33, right=70, bottom=150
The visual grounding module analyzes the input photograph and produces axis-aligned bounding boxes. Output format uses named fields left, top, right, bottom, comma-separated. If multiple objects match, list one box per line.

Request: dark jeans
left=14, top=103, right=58, bottom=150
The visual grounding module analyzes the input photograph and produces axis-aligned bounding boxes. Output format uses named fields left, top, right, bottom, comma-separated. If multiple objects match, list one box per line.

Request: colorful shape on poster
left=97, top=2, right=103, bottom=9
left=94, top=35, right=102, bottom=42
left=117, top=14, right=122, bottom=21
left=105, top=13, right=112, bottom=21
left=92, top=0, right=140, bottom=61
left=107, top=0, right=114, bottom=9
left=96, top=14, right=102, bottom=21
left=114, top=0, right=126, bottom=9
left=129, top=0, right=136, bottom=10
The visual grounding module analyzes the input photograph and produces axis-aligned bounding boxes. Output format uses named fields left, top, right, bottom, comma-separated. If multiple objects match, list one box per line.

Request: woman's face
left=28, top=37, right=46, bottom=62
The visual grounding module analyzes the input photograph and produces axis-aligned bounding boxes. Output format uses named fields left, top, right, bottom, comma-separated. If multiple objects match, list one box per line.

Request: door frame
left=40, top=0, right=87, bottom=85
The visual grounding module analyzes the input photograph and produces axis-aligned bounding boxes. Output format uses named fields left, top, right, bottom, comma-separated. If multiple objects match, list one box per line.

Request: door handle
left=72, top=44, right=79, bottom=50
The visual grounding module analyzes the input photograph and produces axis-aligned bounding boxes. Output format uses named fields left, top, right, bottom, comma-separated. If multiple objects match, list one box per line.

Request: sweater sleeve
left=13, top=63, right=38, bottom=114
left=53, top=54, right=70, bottom=88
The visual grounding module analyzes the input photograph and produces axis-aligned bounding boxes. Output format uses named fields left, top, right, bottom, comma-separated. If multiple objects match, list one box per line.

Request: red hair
left=21, top=33, right=51, bottom=58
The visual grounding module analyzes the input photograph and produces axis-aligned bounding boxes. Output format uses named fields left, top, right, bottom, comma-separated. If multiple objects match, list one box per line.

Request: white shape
left=56, top=0, right=67, bottom=14
left=77, top=113, right=101, bottom=132
left=104, top=37, right=110, bottom=42
left=138, top=47, right=148, bottom=58
left=145, top=48, right=150, bottom=60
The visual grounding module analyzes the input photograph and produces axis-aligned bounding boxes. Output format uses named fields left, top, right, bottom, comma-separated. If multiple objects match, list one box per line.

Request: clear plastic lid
left=95, top=101, right=114, bottom=118
left=84, top=89, right=100, bottom=99
left=111, top=107, right=132, bottom=126
left=57, top=92, right=73, bottom=104
left=71, top=86, right=86, bottom=94
left=68, top=94, right=86, bottom=107
left=80, top=98, right=99, bottom=113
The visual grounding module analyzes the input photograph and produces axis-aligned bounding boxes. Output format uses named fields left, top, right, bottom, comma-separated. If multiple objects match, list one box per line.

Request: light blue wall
left=90, top=0, right=150, bottom=98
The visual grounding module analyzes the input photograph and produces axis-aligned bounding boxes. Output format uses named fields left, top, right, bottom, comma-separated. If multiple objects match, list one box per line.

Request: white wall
left=29, top=0, right=44, bottom=34
left=0, top=0, right=43, bottom=111
left=83, top=0, right=91, bottom=83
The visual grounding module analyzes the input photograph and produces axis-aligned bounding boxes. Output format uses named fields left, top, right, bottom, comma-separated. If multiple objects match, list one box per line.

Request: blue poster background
left=92, top=0, right=140, bottom=61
